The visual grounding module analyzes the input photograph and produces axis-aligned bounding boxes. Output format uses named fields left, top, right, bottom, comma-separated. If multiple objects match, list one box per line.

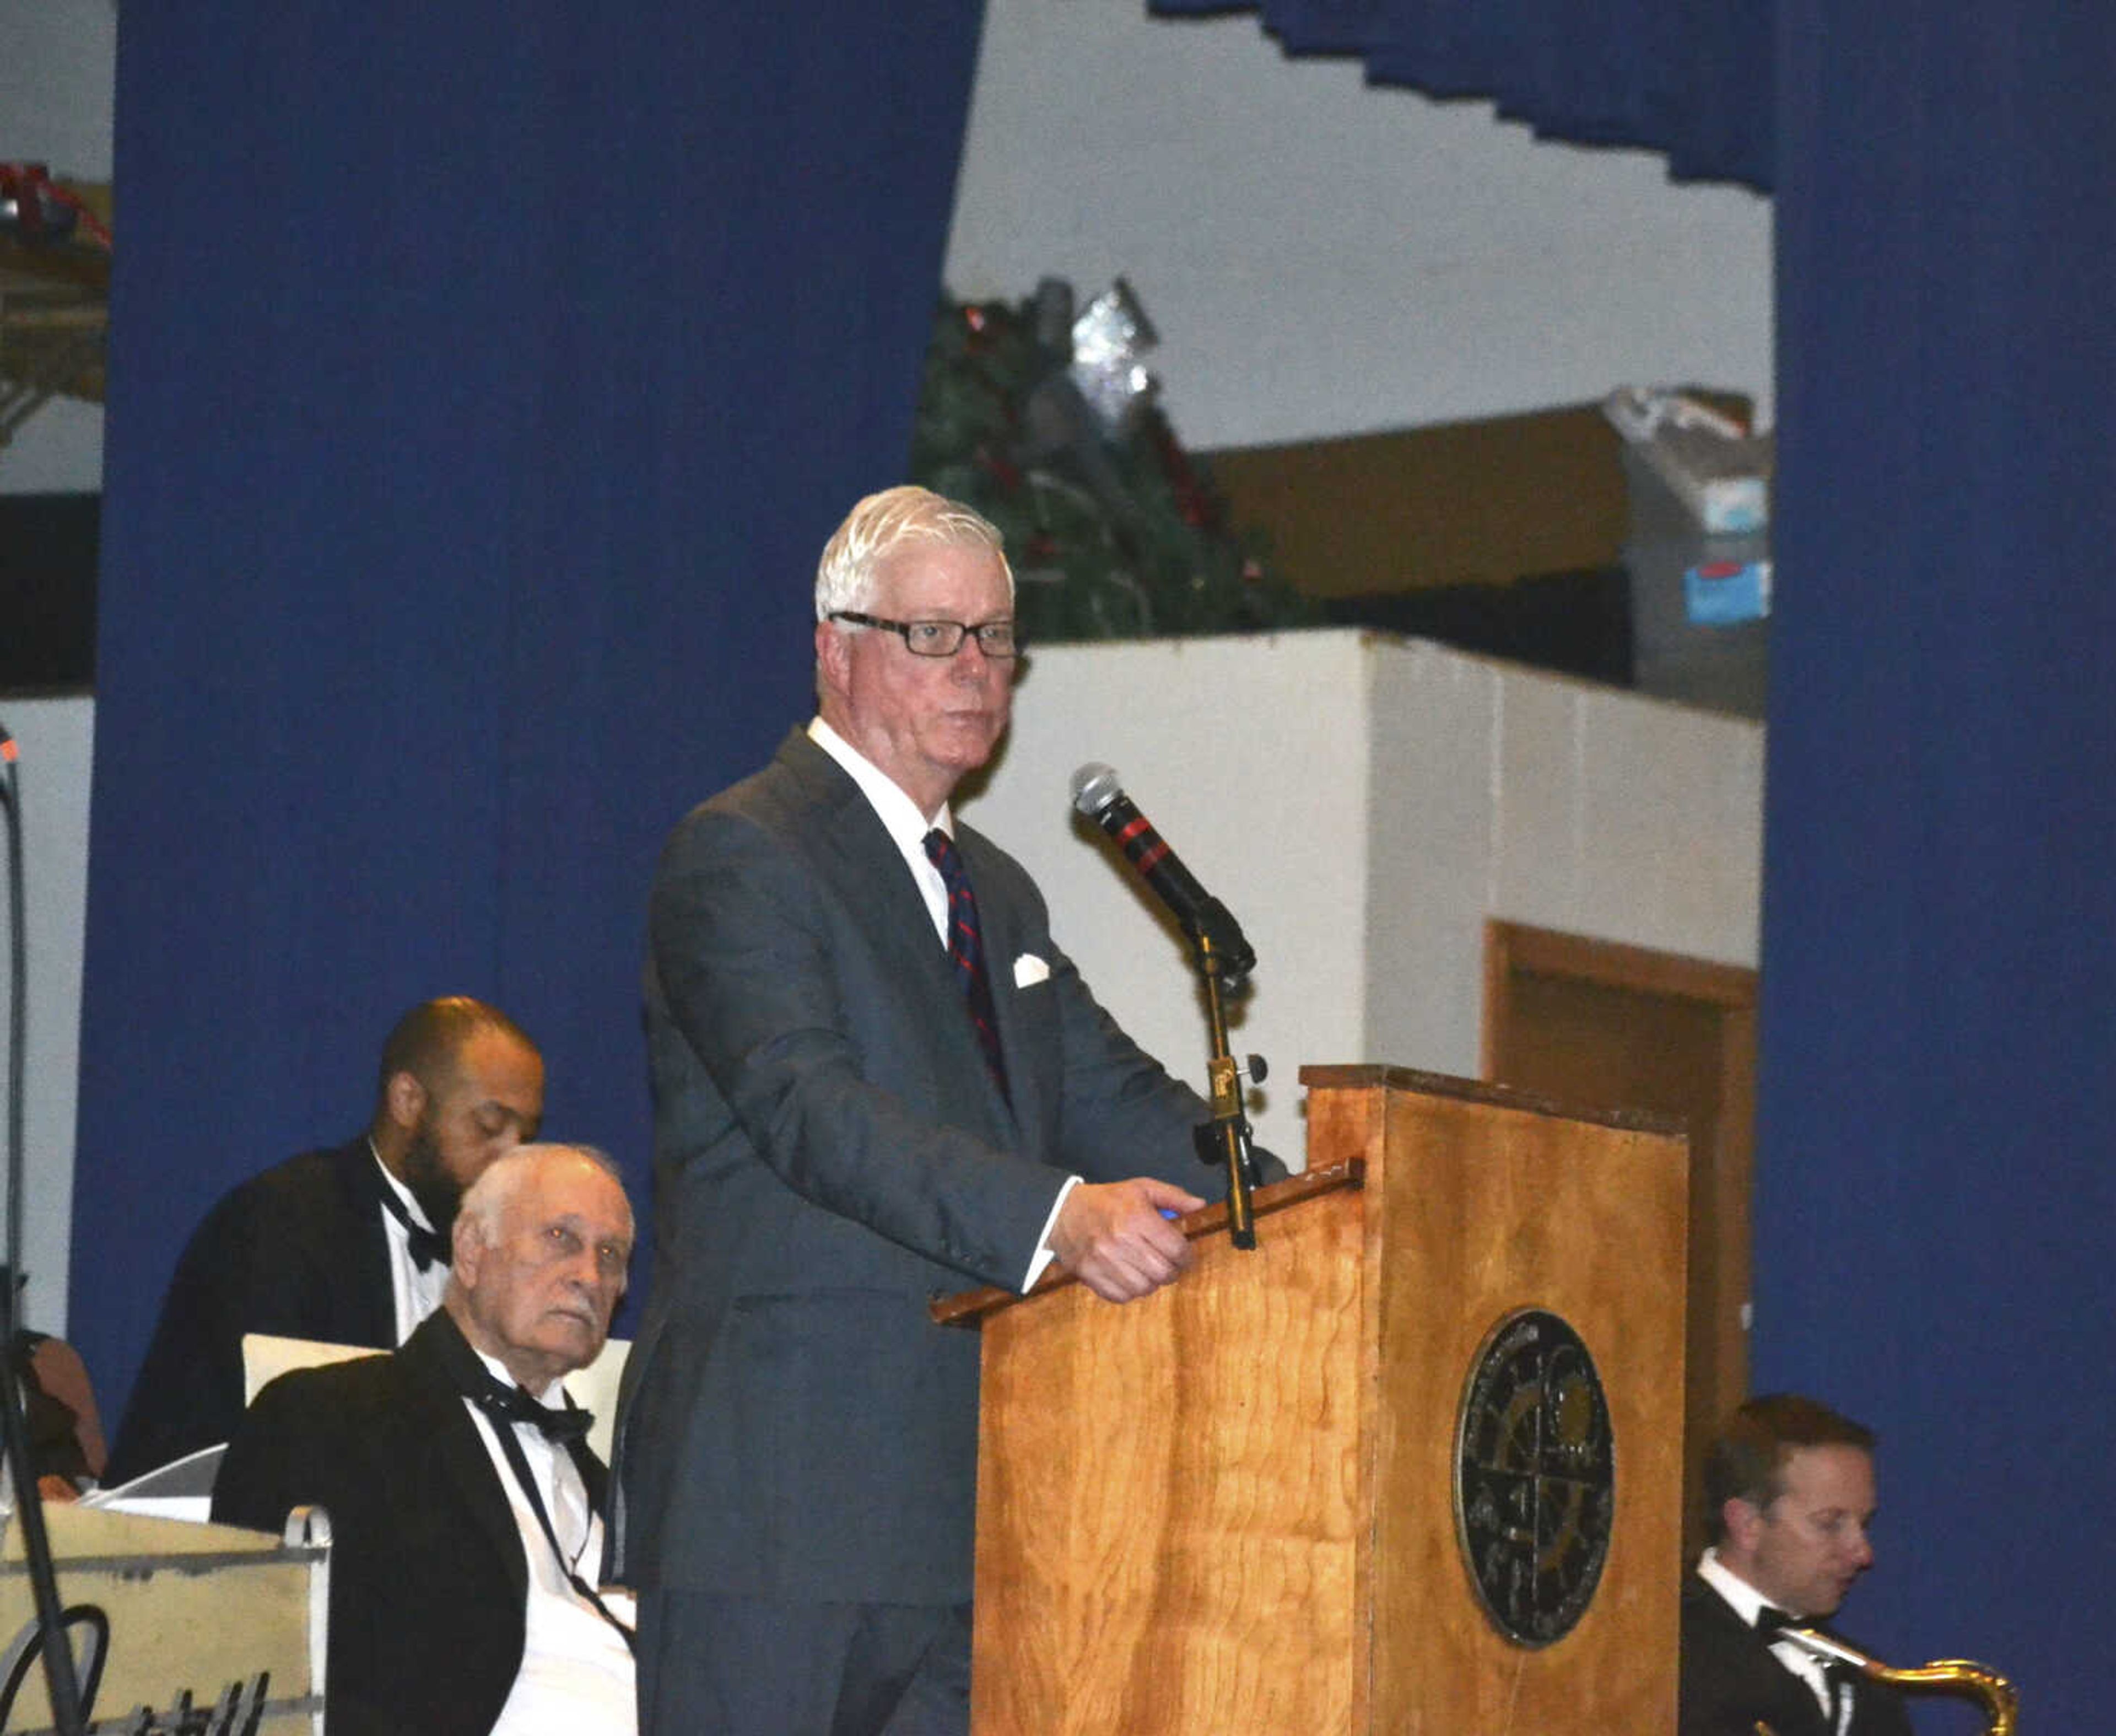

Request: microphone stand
left=1068, top=762, right=1263, bottom=1249
left=1189, top=931, right=1261, bottom=1252
left=0, top=731, right=91, bottom=1736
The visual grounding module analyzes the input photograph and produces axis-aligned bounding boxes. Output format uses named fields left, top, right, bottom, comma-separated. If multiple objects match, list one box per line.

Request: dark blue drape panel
left=1764, top=4, right=2114, bottom=1725
left=74, top=3, right=985, bottom=1426
left=1149, top=0, right=1774, bottom=188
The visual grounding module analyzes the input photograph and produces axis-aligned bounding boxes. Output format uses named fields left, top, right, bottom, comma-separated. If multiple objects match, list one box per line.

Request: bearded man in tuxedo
left=110, top=997, right=545, bottom=1481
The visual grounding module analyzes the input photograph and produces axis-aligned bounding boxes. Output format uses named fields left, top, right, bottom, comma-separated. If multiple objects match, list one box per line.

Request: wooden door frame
left=1481, top=919, right=1758, bottom=1549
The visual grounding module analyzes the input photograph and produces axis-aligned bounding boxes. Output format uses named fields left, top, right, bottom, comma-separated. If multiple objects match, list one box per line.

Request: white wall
left=944, top=2, right=1774, bottom=449
left=1362, top=637, right=1763, bottom=1082
left=960, top=632, right=1762, bottom=1168
left=0, top=700, right=94, bottom=1334
left=0, top=0, right=114, bottom=495
left=3, top=0, right=114, bottom=1327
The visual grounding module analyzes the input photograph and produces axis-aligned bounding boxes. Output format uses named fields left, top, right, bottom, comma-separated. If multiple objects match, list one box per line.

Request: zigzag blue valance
left=1149, top=0, right=1774, bottom=190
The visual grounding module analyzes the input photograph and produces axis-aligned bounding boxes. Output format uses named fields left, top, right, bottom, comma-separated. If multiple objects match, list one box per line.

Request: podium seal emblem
left=1452, top=1307, right=1614, bottom=1646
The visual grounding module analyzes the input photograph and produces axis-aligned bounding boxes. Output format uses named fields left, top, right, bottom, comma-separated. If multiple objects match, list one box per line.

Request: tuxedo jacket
left=616, top=729, right=1261, bottom=1607
left=212, top=1309, right=606, bottom=1736
left=108, top=1137, right=398, bottom=1484
left=1680, top=1577, right=1913, bottom=1736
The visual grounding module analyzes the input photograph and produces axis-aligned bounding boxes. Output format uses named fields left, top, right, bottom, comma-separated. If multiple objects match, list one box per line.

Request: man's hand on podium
left=1049, top=1177, right=1205, bottom=1303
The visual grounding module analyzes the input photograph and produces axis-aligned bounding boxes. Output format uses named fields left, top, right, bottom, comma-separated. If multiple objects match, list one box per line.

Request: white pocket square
left=1012, top=953, right=1050, bottom=988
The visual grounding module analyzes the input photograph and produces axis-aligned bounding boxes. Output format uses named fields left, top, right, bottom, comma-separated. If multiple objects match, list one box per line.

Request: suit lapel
left=332, top=1139, right=402, bottom=1346
left=1759, top=1632, right=1831, bottom=1736
left=397, top=1316, right=531, bottom=1601
left=572, top=1437, right=610, bottom=1518
left=784, top=734, right=947, bottom=985
left=783, top=732, right=1021, bottom=1133
left=957, top=826, right=1043, bottom=1140
left=1689, top=1582, right=1832, bottom=1736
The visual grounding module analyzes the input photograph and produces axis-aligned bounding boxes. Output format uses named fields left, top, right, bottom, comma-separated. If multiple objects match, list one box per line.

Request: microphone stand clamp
left=1189, top=931, right=1262, bottom=1249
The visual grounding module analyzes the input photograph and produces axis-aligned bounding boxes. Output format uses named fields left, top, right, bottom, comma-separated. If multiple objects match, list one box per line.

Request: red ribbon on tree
left=0, top=163, right=113, bottom=250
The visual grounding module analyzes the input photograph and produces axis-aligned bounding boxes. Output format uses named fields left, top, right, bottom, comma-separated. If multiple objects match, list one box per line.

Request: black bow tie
left=1756, top=1605, right=1799, bottom=1633
left=474, top=1379, right=595, bottom=1444
left=423, top=1308, right=597, bottom=1445
left=377, top=1179, right=452, bottom=1272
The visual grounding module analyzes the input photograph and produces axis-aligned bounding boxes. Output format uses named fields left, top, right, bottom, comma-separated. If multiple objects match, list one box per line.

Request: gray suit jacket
left=615, top=729, right=1237, bottom=1605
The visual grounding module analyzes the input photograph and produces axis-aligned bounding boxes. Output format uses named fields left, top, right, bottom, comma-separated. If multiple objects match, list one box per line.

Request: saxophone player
left=1678, top=1395, right=1913, bottom=1736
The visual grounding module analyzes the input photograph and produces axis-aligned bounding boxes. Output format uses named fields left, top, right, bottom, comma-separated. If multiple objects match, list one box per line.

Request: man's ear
left=451, top=1212, right=484, bottom=1290
left=815, top=617, right=850, bottom=698
left=1721, top=1495, right=1767, bottom=1555
left=384, top=1068, right=429, bottom=1134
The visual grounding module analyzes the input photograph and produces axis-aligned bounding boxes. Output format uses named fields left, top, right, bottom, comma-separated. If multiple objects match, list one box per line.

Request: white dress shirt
left=462, top=1348, right=636, bottom=1736
left=370, top=1145, right=451, bottom=1343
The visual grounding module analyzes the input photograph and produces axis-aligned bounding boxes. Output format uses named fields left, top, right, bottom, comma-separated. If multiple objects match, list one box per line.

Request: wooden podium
left=935, top=1064, right=1689, bottom=1734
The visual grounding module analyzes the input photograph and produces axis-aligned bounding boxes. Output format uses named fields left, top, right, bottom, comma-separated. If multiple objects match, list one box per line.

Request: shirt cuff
left=1021, top=1174, right=1081, bottom=1291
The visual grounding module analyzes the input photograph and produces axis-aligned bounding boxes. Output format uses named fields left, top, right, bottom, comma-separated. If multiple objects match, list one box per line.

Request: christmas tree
left=910, top=279, right=1316, bottom=645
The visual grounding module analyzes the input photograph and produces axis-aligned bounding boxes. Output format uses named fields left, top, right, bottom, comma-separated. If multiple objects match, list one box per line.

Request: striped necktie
left=924, top=828, right=1008, bottom=1097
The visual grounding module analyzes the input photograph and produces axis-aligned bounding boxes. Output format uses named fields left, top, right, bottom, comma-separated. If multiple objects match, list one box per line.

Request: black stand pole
left=0, top=729, right=91, bottom=1735
left=0, top=1303, right=90, bottom=1735
left=2, top=732, right=20, bottom=1335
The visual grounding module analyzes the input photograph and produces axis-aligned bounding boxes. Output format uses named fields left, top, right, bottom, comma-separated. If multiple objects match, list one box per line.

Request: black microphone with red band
left=1070, top=762, right=1255, bottom=981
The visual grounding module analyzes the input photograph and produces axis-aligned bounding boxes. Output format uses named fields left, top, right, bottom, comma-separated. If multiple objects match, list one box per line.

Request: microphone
left=1071, top=762, right=1254, bottom=978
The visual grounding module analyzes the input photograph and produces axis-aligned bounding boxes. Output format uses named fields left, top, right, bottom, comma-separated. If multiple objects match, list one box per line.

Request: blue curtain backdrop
left=1149, top=0, right=1773, bottom=187
left=73, top=3, right=986, bottom=1427
left=1758, top=5, right=2115, bottom=1727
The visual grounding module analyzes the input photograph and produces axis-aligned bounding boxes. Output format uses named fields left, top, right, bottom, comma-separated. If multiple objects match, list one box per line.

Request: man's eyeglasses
left=830, top=611, right=1020, bottom=660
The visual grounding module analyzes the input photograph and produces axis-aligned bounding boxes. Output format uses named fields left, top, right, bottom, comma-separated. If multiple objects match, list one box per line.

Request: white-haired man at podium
left=214, top=1143, right=635, bottom=1736
left=614, top=486, right=1283, bottom=1736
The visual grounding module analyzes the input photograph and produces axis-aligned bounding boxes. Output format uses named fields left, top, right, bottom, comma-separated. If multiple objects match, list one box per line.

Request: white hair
left=457, top=1142, right=631, bottom=1245
left=813, top=485, right=1013, bottom=622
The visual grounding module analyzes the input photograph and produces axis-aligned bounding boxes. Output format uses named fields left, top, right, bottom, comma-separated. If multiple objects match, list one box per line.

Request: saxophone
left=1761, top=1624, right=2018, bottom=1735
